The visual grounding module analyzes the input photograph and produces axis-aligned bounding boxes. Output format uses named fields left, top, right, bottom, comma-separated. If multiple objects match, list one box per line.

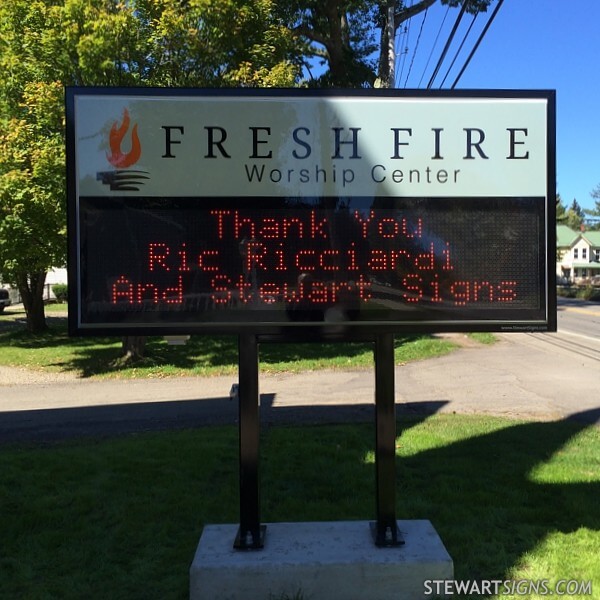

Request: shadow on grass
left=264, top=407, right=600, bottom=594
left=0, top=317, right=427, bottom=378
left=395, top=408, right=600, bottom=587
left=0, top=402, right=597, bottom=599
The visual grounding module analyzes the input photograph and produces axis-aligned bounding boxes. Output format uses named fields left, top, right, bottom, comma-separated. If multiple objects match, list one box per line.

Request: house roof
left=572, top=262, right=600, bottom=270
left=581, top=231, right=600, bottom=247
left=556, top=225, right=600, bottom=248
left=557, top=225, right=579, bottom=247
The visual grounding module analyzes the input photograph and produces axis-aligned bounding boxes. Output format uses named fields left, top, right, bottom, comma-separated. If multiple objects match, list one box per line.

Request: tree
left=583, top=184, right=600, bottom=231
left=591, top=184, right=600, bottom=205
left=278, top=0, right=498, bottom=88
left=0, top=0, right=299, bottom=333
left=570, top=198, right=584, bottom=219
left=562, top=198, right=584, bottom=232
left=0, top=82, right=65, bottom=332
left=556, top=193, right=567, bottom=224
left=275, top=0, right=380, bottom=87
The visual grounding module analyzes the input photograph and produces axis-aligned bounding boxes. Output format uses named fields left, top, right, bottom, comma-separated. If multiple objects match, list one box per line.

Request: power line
left=426, top=0, right=469, bottom=89
left=417, top=4, right=450, bottom=88
left=395, top=12, right=412, bottom=84
left=403, top=6, right=429, bottom=88
left=451, top=0, right=505, bottom=89
left=438, top=12, right=478, bottom=88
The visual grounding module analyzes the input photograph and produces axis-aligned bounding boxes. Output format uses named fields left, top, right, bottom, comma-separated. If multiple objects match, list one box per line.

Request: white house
left=0, top=268, right=68, bottom=304
left=557, top=225, right=600, bottom=283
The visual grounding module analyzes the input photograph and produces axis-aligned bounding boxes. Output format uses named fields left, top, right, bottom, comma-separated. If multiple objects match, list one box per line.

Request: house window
left=582, top=268, right=587, bottom=277
left=573, top=248, right=578, bottom=259
left=595, top=249, right=600, bottom=262
left=582, top=248, right=587, bottom=260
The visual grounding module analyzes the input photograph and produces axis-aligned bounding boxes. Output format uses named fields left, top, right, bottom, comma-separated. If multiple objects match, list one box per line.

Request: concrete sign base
left=189, top=520, right=453, bottom=600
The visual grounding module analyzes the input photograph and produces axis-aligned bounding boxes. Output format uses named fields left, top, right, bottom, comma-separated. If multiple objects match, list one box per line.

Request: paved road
left=557, top=296, right=600, bottom=339
left=1, top=328, right=599, bottom=443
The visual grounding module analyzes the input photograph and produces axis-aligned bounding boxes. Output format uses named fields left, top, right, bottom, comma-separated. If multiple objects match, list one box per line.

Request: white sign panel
left=72, top=92, right=549, bottom=198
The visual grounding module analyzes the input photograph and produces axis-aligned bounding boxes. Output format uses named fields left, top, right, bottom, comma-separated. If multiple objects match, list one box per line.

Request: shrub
left=556, top=285, right=576, bottom=298
left=52, top=284, right=68, bottom=303
left=575, top=285, right=600, bottom=301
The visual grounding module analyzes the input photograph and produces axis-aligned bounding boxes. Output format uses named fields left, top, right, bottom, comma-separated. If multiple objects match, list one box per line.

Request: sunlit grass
left=528, top=429, right=600, bottom=485
left=2, top=415, right=596, bottom=599
left=468, top=331, right=496, bottom=345
left=504, top=531, right=597, bottom=599
left=0, top=313, right=457, bottom=379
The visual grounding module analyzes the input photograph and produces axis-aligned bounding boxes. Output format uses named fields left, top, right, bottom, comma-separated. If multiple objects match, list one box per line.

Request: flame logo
left=107, top=108, right=141, bottom=168
left=98, top=108, right=149, bottom=191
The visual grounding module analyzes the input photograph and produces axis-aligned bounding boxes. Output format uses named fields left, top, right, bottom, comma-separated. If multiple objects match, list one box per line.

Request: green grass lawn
left=0, top=306, right=460, bottom=378
left=0, top=415, right=598, bottom=599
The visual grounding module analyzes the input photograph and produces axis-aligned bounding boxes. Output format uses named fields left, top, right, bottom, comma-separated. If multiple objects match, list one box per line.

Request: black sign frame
left=66, top=87, right=556, bottom=337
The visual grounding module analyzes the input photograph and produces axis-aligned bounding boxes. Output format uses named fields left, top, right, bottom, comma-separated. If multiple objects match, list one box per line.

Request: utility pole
left=387, top=0, right=396, bottom=88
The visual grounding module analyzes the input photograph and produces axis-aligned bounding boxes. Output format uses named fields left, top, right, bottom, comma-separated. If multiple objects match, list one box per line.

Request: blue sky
left=395, top=0, right=599, bottom=212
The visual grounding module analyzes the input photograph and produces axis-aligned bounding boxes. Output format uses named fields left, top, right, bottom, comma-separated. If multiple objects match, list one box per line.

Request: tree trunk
left=121, top=336, right=147, bottom=362
left=16, top=272, right=48, bottom=333
left=323, top=0, right=348, bottom=86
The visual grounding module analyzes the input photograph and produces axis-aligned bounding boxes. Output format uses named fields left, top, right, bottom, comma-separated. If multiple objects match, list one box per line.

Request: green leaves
left=0, top=0, right=301, bottom=309
left=0, top=77, right=65, bottom=283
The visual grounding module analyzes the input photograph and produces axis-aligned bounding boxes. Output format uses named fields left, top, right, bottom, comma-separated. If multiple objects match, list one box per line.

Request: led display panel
left=66, top=89, right=556, bottom=335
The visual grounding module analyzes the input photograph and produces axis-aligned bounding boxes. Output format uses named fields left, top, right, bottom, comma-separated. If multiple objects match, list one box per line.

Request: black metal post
left=234, top=333, right=266, bottom=549
left=371, top=332, right=404, bottom=547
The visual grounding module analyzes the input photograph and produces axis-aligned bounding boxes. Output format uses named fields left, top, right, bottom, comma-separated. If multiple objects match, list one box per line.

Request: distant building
left=0, top=268, right=67, bottom=304
left=45, top=268, right=68, bottom=287
left=557, top=225, right=600, bottom=283
left=43, top=268, right=68, bottom=301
